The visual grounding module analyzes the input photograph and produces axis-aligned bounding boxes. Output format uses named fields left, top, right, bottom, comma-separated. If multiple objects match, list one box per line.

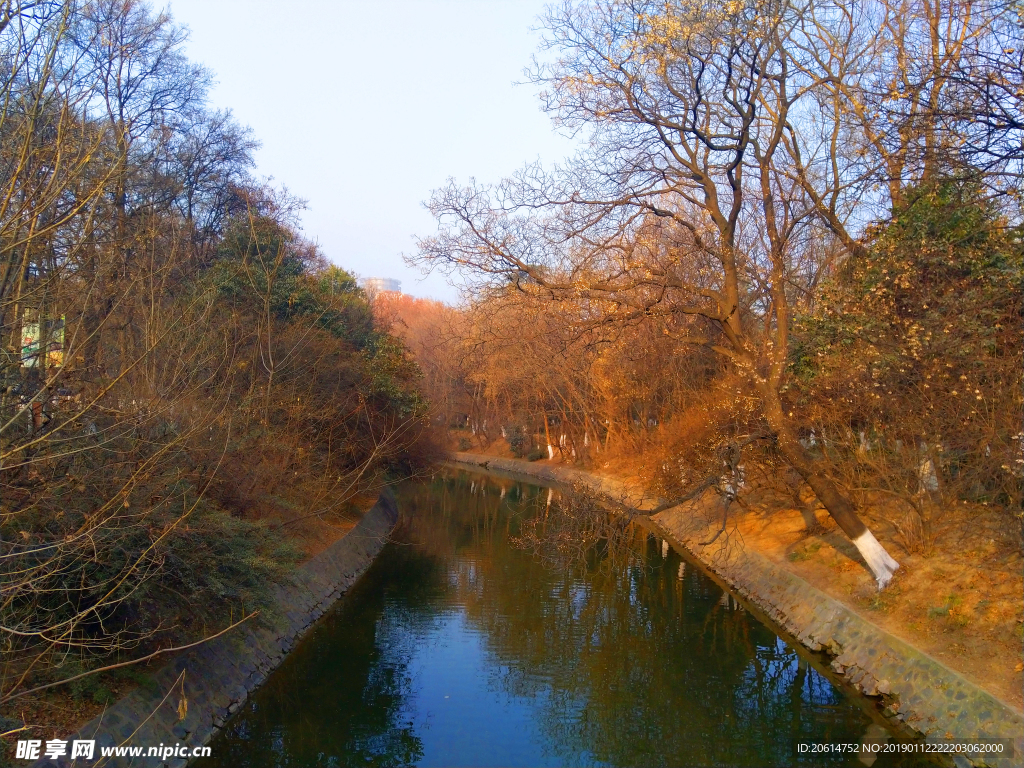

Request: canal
left=196, top=470, right=935, bottom=767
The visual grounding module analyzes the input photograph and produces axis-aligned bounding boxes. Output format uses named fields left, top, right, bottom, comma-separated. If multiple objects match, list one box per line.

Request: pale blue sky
left=167, top=0, right=579, bottom=303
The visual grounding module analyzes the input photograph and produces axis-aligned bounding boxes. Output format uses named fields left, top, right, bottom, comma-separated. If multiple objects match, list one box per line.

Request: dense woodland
left=0, top=0, right=434, bottom=711
left=401, top=0, right=1023, bottom=588
left=0, top=0, right=1021, bottom=737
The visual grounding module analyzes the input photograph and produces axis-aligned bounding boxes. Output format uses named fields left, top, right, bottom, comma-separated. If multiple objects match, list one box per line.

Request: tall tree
left=414, top=0, right=1020, bottom=587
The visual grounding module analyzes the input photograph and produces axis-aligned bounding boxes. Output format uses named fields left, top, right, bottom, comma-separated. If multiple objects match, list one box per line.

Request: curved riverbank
left=193, top=470, right=946, bottom=767
left=32, top=490, right=399, bottom=768
left=451, top=453, right=1023, bottom=768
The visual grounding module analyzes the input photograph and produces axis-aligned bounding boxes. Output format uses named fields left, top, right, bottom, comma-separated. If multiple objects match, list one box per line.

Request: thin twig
left=1, top=611, right=258, bottom=705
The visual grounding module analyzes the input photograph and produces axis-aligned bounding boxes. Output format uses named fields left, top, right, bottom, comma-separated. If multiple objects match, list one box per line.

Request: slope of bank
left=451, top=453, right=1022, bottom=768
left=29, top=490, right=399, bottom=768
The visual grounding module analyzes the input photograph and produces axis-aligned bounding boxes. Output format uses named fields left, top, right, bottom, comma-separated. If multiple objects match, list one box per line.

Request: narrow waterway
left=197, top=470, right=934, bottom=767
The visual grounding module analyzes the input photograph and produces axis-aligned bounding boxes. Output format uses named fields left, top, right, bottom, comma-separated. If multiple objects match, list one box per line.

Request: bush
left=505, top=425, right=528, bottom=457
left=789, top=179, right=1023, bottom=536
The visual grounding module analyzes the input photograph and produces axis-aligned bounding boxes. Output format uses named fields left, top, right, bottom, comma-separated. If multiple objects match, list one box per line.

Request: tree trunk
left=543, top=412, right=554, bottom=460
left=760, top=386, right=900, bottom=589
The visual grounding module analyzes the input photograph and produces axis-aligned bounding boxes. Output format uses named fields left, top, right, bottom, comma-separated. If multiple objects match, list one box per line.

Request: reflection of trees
left=736, top=637, right=858, bottom=750
left=440, top=471, right=876, bottom=767
left=512, top=480, right=643, bottom=578
left=198, top=525, right=450, bottom=768
left=203, top=471, right=927, bottom=768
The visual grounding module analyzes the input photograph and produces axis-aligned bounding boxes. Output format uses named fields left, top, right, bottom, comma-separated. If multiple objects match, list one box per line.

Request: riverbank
left=451, top=453, right=1023, bottom=768
left=192, top=470, right=943, bottom=767
left=27, top=490, right=399, bottom=768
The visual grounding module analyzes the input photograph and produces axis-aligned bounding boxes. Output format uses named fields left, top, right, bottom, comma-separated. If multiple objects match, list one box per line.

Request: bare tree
left=413, top=0, right=930, bottom=587
left=0, top=0, right=433, bottom=710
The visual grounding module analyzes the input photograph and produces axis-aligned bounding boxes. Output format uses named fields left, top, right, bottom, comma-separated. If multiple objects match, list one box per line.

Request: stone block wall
left=656, top=528, right=1024, bottom=768
left=451, top=453, right=1023, bottom=768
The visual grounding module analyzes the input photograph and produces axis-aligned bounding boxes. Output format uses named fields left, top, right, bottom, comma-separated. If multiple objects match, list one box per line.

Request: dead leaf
left=177, top=695, right=187, bottom=721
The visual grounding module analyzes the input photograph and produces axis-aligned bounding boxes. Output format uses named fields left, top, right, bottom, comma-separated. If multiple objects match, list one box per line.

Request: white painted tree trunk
left=853, top=529, right=900, bottom=590
left=858, top=430, right=871, bottom=454
left=917, top=444, right=939, bottom=494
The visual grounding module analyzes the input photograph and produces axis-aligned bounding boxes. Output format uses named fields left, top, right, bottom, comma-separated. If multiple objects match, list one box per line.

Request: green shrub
left=91, top=685, right=115, bottom=705
left=506, top=425, right=528, bottom=457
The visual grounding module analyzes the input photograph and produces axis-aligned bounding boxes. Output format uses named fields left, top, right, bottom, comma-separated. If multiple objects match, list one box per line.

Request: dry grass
left=713, top=490, right=1024, bottom=711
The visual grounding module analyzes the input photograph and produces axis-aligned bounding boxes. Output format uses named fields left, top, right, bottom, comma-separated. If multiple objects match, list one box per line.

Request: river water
left=197, top=470, right=935, bottom=767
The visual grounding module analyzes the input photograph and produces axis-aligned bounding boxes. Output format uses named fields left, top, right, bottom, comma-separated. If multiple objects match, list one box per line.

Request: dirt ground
left=460, top=436, right=1024, bottom=714
left=715, top=489, right=1023, bottom=712
left=291, top=498, right=367, bottom=560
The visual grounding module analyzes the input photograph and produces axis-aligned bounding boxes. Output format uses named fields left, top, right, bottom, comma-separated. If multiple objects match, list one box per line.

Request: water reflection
left=198, top=471, right=933, bottom=768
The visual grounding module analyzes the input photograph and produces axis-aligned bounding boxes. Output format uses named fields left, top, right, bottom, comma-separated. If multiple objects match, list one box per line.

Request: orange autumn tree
left=414, top=0, right=1021, bottom=588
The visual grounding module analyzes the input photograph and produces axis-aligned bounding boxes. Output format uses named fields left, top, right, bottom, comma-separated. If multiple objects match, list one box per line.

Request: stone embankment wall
left=36, top=489, right=398, bottom=768
left=452, top=453, right=1023, bottom=768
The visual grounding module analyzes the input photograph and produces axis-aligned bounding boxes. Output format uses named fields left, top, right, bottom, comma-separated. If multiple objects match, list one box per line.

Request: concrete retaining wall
left=451, top=453, right=1023, bottom=768
left=36, top=489, right=398, bottom=768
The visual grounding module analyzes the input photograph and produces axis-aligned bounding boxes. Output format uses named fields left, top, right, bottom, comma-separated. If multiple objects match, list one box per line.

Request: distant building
left=359, top=277, right=401, bottom=295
